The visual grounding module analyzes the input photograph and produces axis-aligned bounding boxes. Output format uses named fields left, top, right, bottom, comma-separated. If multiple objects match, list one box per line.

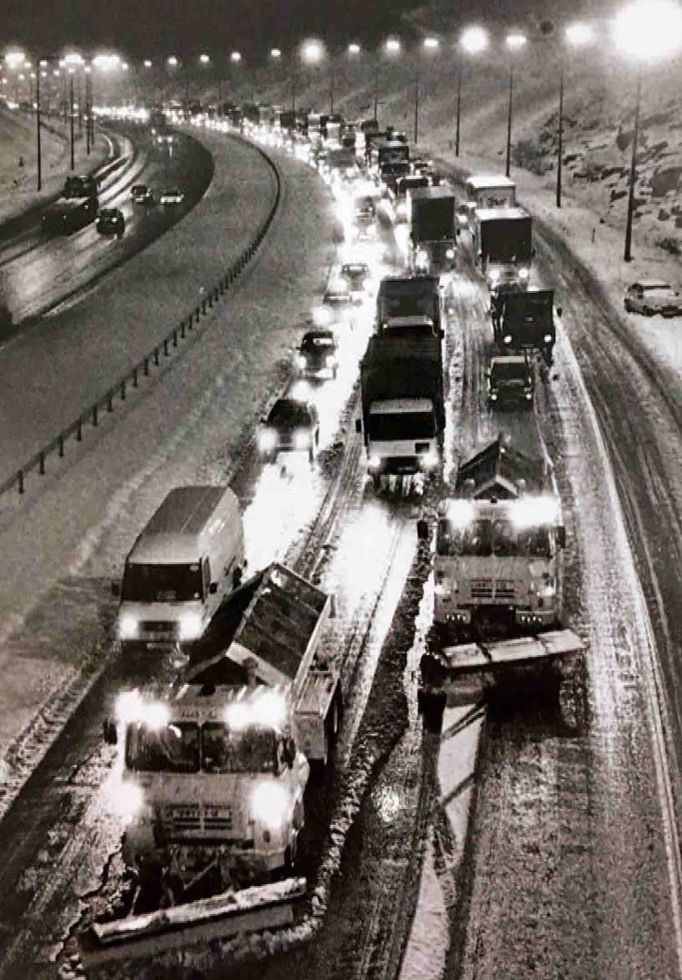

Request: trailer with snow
left=408, top=186, right=457, bottom=276
left=80, top=562, right=340, bottom=975
left=418, top=436, right=585, bottom=723
left=357, top=334, right=444, bottom=488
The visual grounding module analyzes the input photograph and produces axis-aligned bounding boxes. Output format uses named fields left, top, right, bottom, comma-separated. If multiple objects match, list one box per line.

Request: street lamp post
left=613, top=0, right=682, bottom=261
left=456, top=27, right=488, bottom=157
left=36, top=66, right=42, bottom=189
left=69, top=71, right=75, bottom=170
left=505, top=33, right=526, bottom=177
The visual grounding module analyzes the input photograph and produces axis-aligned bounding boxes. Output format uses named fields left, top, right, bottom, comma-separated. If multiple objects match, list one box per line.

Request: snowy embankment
left=0, top=132, right=335, bottom=808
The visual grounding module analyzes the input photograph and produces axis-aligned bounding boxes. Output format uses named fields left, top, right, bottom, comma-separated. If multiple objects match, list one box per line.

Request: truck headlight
left=179, top=611, right=203, bottom=640
left=503, top=334, right=513, bottom=345
left=259, top=428, right=276, bottom=452
left=490, top=392, right=498, bottom=401
left=488, top=269, right=500, bottom=282
left=368, top=454, right=381, bottom=471
left=251, top=781, right=290, bottom=831
left=518, top=267, right=530, bottom=280
left=116, top=780, right=145, bottom=826
left=416, top=249, right=428, bottom=266
left=294, top=429, right=311, bottom=449
left=543, top=333, right=553, bottom=344
left=538, top=584, right=556, bottom=598
left=445, top=247, right=455, bottom=259
left=295, top=355, right=307, bottom=370
left=525, top=392, right=533, bottom=400
left=119, top=614, right=138, bottom=640
left=434, top=580, right=454, bottom=596
left=420, top=450, right=439, bottom=471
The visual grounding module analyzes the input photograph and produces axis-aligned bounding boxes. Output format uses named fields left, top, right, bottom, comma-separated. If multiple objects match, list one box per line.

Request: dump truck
left=473, top=206, right=532, bottom=290
left=81, top=563, right=340, bottom=974
left=409, top=186, right=457, bottom=275
left=375, top=275, right=443, bottom=340
left=357, top=335, right=445, bottom=487
left=492, top=288, right=561, bottom=367
left=417, top=436, right=585, bottom=722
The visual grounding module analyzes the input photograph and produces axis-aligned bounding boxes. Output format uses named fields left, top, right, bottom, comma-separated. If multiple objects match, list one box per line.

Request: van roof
left=128, top=486, right=237, bottom=564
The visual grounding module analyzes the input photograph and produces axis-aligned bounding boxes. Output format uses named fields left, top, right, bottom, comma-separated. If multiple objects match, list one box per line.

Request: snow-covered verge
left=0, top=103, right=109, bottom=226
left=0, top=135, right=335, bottom=811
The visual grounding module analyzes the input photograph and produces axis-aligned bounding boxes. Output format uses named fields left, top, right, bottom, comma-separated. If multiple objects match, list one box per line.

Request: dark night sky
left=0, top=0, right=426, bottom=61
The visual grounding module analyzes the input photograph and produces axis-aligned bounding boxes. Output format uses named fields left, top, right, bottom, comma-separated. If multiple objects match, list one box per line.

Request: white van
left=115, top=485, right=245, bottom=650
left=464, top=175, right=516, bottom=210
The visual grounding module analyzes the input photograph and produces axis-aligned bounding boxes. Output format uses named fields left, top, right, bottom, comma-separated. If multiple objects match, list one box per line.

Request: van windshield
left=436, top=518, right=552, bottom=558
left=122, top=562, right=203, bottom=602
left=202, top=723, right=278, bottom=773
left=126, top=721, right=200, bottom=773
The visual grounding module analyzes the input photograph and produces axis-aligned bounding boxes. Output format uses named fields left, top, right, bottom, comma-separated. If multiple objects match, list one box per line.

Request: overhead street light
left=4, top=50, right=26, bottom=70
left=270, top=48, right=282, bottom=59
left=230, top=51, right=242, bottom=63
left=143, top=59, right=152, bottom=68
left=613, top=0, right=682, bottom=260
left=348, top=43, right=361, bottom=55
left=505, top=32, right=527, bottom=177
left=199, top=53, right=210, bottom=65
left=455, top=25, right=489, bottom=156
left=423, top=37, right=439, bottom=50
left=385, top=38, right=401, bottom=54
left=167, top=55, right=178, bottom=67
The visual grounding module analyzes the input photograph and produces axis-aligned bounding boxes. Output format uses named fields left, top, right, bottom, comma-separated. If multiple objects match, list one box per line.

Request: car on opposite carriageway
left=131, top=184, right=156, bottom=206
left=159, top=187, right=186, bottom=206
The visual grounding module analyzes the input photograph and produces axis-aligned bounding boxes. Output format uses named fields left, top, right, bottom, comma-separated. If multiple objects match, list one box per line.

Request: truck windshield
left=121, top=563, right=203, bottom=603
left=492, top=364, right=530, bottom=383
left=369, top=411, right=435, bottom=440
left=126, top=722, right=200, bottom=773
left=436, top=518, right=552, bottom=558
left=202, top=723, right=277, bottom=773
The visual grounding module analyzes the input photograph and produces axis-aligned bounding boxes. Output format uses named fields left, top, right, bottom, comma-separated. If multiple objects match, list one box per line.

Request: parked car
left=296, top=329, right=338, bottom=379
left=159, top=187, right=185, bottom=206
left=624, top=280, right=682, bottom=316
left=95, top=207, right=125, bottom=237
left=131, top=184, right=155, bottom=206
left=487, top=355, right=534, bottom=409
left=258, top=398, right=320, bottom=463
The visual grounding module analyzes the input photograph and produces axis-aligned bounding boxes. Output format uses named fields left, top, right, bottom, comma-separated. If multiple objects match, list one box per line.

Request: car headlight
left=259, top=428, right=277, bottom=452
left=488, top=269, right=500, bottom=282
left=503, top=334, right=513, bottom=345
left=294, top=429, right=311, bottom=450
left=445, top=248, right=455, bottom=259
left=525, top=392, right=533, bottom=400
left=295, top=355, right=307, bottom=370
left=518, top=267, right=530, bottom=280
left=179, top=611, right=203, bottom=640
left=251, top=781, right=290, bottom=830
left=416, top=249, right=428, bottom=265
left=490, top=392, right=498, bottom=401
left=543, top=333, right=553, bottom=344
left=119, top=614, right=138, bottom=640
left=434, top=581, right=453, bottom=596
left=368, top=454, right=381, bottom=471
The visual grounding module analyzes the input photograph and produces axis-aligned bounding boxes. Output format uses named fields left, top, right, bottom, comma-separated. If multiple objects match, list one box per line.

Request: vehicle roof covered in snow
left=454, top=436, right=548, bottom=500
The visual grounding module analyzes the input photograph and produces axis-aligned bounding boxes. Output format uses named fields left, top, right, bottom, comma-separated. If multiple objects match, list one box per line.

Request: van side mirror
left=209, top=582, right=218, bottom=594
left=111, top=581, right=120, bottom=598
left=284, top=737, right=296, bottom=767
left=102, top=717, right=117, bottom=745
left=556, top=306, right=563, bottom=318
left=355, top=418, right=362, bottom=434
left=416, top=519, right=430, bottom=542
left=556, top=526, right=566, bottom=549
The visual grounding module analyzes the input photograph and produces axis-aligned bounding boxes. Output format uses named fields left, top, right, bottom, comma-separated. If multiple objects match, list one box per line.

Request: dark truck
left=376, top=275, right=443, bottom=340
left=391, top=173, right=431, bottom=221
left=357, top=335, right=445, bottom=487
left=408, top=186, right=457, bottom=275
left=474, top=206, right=532, bottom=291
left=42, top=175, right=98, bottom=234
left=380, top=160, right=411, bottom=195
left=493, top=288, right=560, bottom=366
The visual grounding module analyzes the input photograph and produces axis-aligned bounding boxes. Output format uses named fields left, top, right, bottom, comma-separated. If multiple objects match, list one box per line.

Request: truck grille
left=470, top=580, right=517, bottom=601
left=140, top=620, right=178, bottom=635
left=163, top=803, right=233, bottom=835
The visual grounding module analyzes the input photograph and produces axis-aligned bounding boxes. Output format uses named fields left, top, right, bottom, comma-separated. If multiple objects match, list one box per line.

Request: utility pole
left=36, top=67, right=42, bottom=190
left=505, top=62, right=514, bottom=177
left=373, top=65, right=379, bottom=122
left=413, top=74, right=419, bottom=144
left=455, top=62, right=462, bottom=156
left=69, top=73, right=75, bottom=170
left=556, top=62, right=564, bottom=208
left=624, top=71, right=642, bottom=262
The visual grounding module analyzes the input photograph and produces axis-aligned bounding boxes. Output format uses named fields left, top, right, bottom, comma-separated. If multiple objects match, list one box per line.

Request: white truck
left=418, top=436, right=584, bottom=717
left=459, top=174, right=516, bottom=235
left=83, top=563, right=340, bottom=972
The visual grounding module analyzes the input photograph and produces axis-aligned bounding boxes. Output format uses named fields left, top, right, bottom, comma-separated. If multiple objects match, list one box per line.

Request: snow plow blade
left=78, top=876, right=306, bottom=975
left=422, top=629, right=585, bottom=706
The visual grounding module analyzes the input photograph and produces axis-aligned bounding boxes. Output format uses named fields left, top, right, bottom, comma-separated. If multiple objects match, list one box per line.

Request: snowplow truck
left=492, top=288, right=560, bottom=367
left=409, top=186, right=457, bottom=275
left=474, top=206, right=532, bottom=291
left=429, top=436, right=565, bottom=629
left=418, top=436, right=584, bottom=715
left=81, top=563, right=340, bottom=974
left=357, top=334, right=444, bottom=486
left=375, top=274, right=443, bottom=341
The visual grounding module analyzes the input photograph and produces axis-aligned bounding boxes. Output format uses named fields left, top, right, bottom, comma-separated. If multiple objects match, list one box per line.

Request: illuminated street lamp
left=505, top=32, right=527, bottom=177
left=270, top=48, right=282, bottom=59
left=199, top=53, right=210, bottom=65
left=556, top=21, right=596, bottom=207
left=167, top=55, right=178, bottom=67
left=455, top=26, right=488, bottom=156
left=143, top=59, right=152, bottom=68
left=348, top=43, right=361, bottom=55
left=230, top=51, right=242, bottom=63
left=613, top=0, right=682, bottom=260
left=385, top=38, right=401, bottom=54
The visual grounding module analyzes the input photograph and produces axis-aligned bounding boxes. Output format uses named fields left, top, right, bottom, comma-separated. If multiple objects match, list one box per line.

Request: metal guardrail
left=1, top=133, right=281, bottom=500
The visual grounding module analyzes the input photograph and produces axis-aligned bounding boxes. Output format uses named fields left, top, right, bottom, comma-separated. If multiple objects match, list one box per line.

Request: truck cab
left=366, top=397, right=441, bottom=484
left=474, top=206, right=532, bottom=290
left=487, top=355, right=534, bottom=408
left=494, top=288, right=558, bottom=366
left=408, top=186, right=457, bottom=276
